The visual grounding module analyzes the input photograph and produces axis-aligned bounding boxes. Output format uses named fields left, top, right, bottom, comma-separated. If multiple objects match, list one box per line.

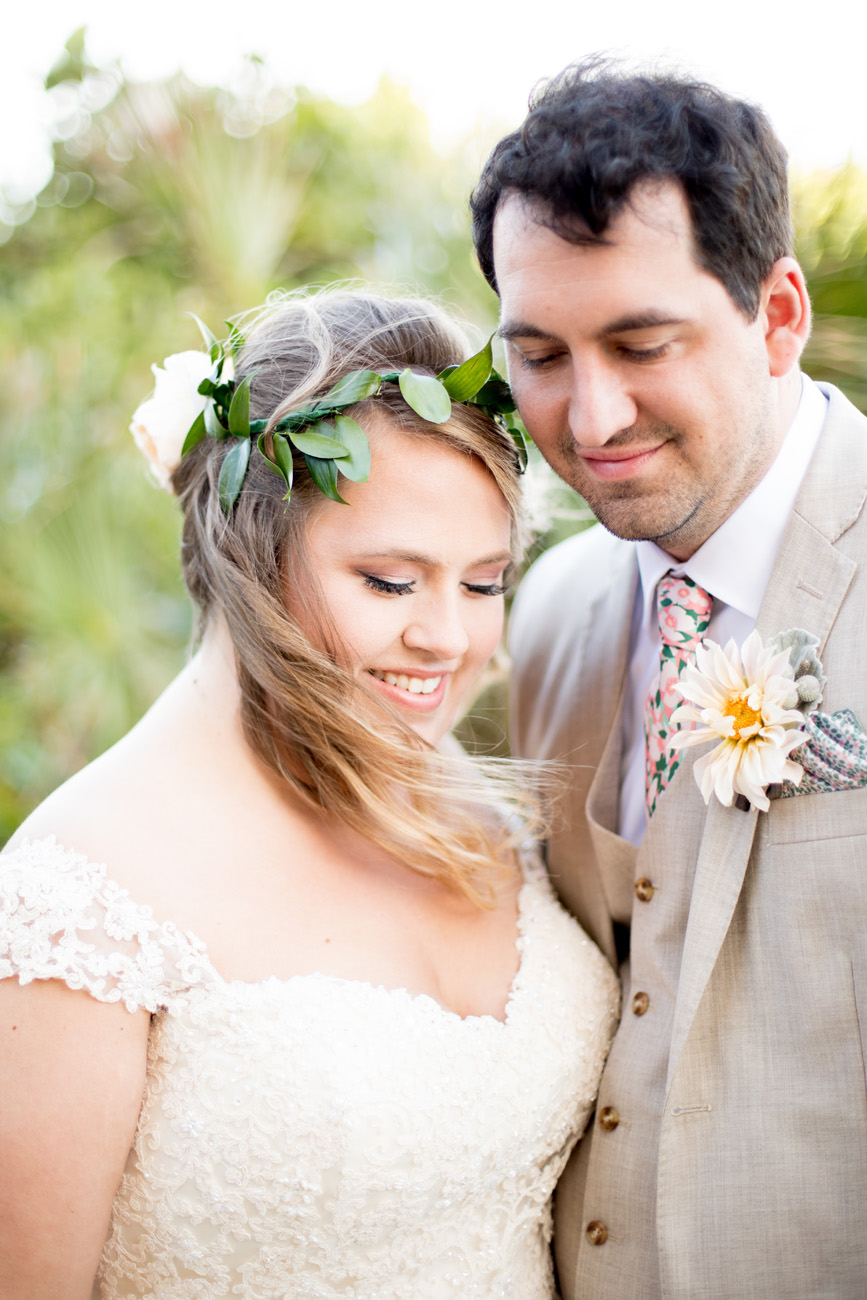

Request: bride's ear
left=761, top=258, right=811, bottom=378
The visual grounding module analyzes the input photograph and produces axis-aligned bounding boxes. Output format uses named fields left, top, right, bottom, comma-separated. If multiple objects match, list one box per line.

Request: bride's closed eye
left=362, top=574, right=416, bottom=596
left=463, top=582, right=509, bottom=597
left=362, top=574, right=508, bottom=598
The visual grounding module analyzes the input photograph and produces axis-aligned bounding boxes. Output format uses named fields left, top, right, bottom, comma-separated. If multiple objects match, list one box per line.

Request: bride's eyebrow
left=359, top=549, right=513, bottom=568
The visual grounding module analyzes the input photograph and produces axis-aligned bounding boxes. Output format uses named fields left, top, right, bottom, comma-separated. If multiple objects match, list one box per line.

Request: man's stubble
left=550, top=381, right=777, bottom=560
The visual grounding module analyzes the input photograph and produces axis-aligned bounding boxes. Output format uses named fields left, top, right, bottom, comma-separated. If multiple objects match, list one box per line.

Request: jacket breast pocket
left=768, top=784, right=867, bottom=845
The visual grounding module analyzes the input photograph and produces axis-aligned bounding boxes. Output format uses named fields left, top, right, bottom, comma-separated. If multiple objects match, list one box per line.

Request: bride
left=0, top=288, right=619, bottom=1299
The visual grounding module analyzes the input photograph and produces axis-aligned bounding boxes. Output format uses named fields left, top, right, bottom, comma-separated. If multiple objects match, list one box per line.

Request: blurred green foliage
left=794, top=165, right=867, bottom=410
left=2, top=34, right=866, bottom=838
left=0, top=37, right=499, bottom=839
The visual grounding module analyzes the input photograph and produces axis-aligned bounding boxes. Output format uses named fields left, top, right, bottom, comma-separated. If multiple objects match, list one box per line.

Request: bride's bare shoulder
left=3, top=651, right=313, bottom=945
left=4, top=659, right=251, bottom=896
left=4, top=720, right=184, bottom=887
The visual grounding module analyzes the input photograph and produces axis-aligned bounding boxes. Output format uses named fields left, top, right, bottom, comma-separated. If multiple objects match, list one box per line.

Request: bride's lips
left=367, top=669, right=448, bottom=712
left=579, top=444, right=664, bottom=482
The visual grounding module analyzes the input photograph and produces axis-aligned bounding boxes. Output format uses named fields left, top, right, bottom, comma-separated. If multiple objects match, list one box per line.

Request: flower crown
left=130, top=316, right=527, bottom=511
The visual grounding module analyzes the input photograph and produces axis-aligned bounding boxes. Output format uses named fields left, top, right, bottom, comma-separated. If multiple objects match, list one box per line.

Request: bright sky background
left=4, top=0, right=863, bottom=200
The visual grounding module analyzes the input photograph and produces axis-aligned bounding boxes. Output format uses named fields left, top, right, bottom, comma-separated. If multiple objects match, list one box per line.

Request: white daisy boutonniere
left=669, top=628, right=826, bottom=812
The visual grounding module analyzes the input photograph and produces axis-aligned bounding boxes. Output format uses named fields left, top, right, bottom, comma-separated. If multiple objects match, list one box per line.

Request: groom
left=472, top=63, right=867, bottom=1299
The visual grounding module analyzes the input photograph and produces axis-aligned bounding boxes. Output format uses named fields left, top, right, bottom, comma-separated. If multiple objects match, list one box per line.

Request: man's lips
left=578, top=444, right=664, bottom=481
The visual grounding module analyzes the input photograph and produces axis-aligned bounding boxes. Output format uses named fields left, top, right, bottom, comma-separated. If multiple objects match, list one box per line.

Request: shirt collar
left=636, top=373, right=828, bottom=625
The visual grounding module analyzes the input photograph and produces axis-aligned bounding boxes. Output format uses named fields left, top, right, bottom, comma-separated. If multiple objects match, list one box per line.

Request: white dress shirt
left=617, top=374, right=829, bottom=844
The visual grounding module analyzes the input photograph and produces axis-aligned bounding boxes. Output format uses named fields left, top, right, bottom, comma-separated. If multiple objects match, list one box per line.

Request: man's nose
left=402, top=593, right=470, bottom=661
left=568, top=359, right=638, bottom=447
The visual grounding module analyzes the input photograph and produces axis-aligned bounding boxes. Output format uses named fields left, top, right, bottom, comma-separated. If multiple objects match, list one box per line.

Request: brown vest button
left=598, top=1105, right=620, bottom=1131
left=586, top=1220, right=608, bottom=1245
left=634, top=877, right=654, bottom=902
left=632, top=991, right=650, bottom=1016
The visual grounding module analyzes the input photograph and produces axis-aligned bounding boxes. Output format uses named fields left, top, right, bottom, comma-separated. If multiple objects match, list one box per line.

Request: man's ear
left=761, top=257, right=811, bottom=377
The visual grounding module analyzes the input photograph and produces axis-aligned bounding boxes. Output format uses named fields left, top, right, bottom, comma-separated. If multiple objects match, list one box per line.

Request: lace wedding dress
left=1, top=837, right=619, bottom=1299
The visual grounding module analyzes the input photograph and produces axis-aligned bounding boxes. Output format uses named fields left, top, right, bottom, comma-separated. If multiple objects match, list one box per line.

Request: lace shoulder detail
left=0, top=837, right=214, bottom=1013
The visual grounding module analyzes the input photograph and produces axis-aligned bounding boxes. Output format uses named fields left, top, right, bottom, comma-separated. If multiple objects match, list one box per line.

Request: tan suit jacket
left=510, top=385, right=867, bottom=1299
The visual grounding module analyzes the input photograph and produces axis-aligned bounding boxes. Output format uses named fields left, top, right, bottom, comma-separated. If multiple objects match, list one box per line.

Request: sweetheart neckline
left=16, top=835, right=536, bottom=1026
left=204, top=876, right=532, bottom=1026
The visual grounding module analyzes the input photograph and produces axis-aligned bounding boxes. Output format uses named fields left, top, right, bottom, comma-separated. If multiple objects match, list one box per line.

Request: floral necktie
left=644, top=573, right=713, bottom=818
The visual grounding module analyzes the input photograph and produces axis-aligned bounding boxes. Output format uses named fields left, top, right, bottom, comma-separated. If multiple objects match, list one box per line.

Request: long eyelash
left=464, top=582, right=509, bottom=597
left=363, top=574, right=415, bottom=595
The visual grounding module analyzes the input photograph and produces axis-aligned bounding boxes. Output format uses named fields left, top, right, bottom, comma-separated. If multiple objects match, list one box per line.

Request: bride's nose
left=401, top=592, right=470, bottom=661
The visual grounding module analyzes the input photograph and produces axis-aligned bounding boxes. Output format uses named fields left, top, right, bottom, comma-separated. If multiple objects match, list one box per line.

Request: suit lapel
left=582, top=542, right=639, bottom=761
left=551, top=541, right=638, bottom=962
left=666, top=798, right=759, bottom=1090
left=667, top=387, right=864, bottom=1092
left=586, top=685, right=640, bottom=924
left=583, top=552, right=641, bottom=922
left=755, top=391, right=862, bottom=648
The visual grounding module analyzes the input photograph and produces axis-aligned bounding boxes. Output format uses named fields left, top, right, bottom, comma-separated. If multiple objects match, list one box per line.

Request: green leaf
left=331, top=415, right=370, bottom=482
left=289, top=422, right=352, bottom=459
left=319, top=369, right=381, bottom=408
left=45, top=27, right=90, bottom=88
left=439, top=336, right=493, bottom=401
left=204, top=400, right=226, bottom=439
left=271, top=434, right=295, bottom=494
left=304, top=454, right=348, bottom=504
left=506, top=423, right=530, bottom=471
left=228, top=374, right=254, bottom=436
left=181, top=410, right=207, bottom=457
left=225, top=321, right=246, bottom=356
left=257, top=433, right=294, bottom=499
left=473, top=375, right=516, bottom=414
left=189, top=313, right=220, bottom=361
left=398, top=370, right=452, bottom=424
left=379, top=370, right=401, bottom=385
left=218, top=437, right=252, bottom=512
left=255, top=433, right=283, bottom=477
left=211, top=383, right=233, bottom=410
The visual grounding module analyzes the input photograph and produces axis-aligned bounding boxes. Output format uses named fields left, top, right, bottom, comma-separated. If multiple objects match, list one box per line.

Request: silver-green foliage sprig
left=768, top=627, right=827, bottom=714
left=179, top=320, right=528, bottom=513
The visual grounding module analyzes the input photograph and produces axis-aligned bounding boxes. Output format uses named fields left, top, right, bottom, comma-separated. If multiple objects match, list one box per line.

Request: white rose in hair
left=130, top=350, right=214, bottom=490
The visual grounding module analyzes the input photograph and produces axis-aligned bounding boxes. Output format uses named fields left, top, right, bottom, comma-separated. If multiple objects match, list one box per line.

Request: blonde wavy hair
left=171, top=287, right=545, bottom=906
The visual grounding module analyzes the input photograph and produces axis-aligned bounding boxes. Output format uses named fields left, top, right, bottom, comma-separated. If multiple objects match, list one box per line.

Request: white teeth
left=371, top=671, right=442, bottom=696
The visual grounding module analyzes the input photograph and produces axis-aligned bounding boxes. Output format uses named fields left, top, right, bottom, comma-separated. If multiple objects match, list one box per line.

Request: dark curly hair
left=470, top=58, right=793, bottom=318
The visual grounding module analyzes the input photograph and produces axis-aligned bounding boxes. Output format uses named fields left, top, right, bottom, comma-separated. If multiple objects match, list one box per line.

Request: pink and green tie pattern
left=644, top=573, right=712, bottom=818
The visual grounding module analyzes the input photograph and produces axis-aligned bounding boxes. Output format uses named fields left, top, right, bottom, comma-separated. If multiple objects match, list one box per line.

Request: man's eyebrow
left=497, top=321, right=556, bottom=343
left=498, top=312, right=686, bottom=342
left=602, top=312, right=687, bottom=333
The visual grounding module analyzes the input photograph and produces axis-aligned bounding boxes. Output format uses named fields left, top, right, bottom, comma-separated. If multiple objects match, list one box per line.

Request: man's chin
left=583, top=494, right=706, bottom=551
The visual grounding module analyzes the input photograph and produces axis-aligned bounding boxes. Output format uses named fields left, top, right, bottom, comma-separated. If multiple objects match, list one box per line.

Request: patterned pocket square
left=781, top=709, right=867, bottom=797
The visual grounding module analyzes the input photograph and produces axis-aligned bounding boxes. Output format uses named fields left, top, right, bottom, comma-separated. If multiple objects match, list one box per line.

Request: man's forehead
left=492, top=182, right=696, bottom=272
